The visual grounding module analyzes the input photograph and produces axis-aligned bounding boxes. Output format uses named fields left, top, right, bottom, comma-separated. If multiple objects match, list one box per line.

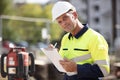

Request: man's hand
left=59, top=58, right=77, bottom=72
left=48, top=44, right=54, bottom=48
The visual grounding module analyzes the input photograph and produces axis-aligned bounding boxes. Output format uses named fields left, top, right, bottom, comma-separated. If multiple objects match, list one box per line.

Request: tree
left=2, top=3, right=64, bottom=44
left=0, top=0, right=14, bottom=15
left=0, top=0, right=8, bottom=15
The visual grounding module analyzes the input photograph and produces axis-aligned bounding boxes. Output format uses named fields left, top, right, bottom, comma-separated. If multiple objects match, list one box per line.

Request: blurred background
left=0, top=0, right=120, bottom=80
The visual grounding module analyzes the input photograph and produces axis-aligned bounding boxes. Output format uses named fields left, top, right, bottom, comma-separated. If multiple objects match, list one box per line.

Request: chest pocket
left=63, top=48, right=68, bottom=50
left=74, top=48, right=88, bottom=51
left=62, top=48, right=90, bottom=59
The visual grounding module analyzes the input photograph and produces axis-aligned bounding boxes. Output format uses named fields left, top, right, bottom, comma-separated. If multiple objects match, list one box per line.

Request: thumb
left=63, top=58, right=70, bottom=62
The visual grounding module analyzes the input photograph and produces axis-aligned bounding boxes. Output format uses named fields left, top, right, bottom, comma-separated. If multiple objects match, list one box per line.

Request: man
left=52, top=1, right=110, bottom=80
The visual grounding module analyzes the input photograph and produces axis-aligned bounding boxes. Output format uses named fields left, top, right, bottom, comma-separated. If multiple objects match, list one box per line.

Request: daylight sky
left=14, top=0, right=50, bottom=4
left=26, top=0, right=50, bottom=4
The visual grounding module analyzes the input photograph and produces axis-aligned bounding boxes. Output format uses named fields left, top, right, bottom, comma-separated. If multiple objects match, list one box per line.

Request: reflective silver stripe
left=70, top=54, right=109, bottom=76
left=94, top=60, right=109, bottom=65
left=98, top=77, right=103, bottom=80
left=99, top=66, right=109, bottom=76
left=71, top=54, right=91, bottom=62
left=94, top=60, right=109, bottom=76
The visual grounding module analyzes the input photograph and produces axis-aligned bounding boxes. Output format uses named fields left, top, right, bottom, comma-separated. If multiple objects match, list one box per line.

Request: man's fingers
left=48, top=44, right=54, bottom=48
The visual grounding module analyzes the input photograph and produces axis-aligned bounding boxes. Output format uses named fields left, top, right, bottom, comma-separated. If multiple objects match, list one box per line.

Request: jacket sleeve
left=63, top=63, right=104, bottom=80
left=89, top=33, right=110, bottom=76
left=77, top=63, right=104, bottom=78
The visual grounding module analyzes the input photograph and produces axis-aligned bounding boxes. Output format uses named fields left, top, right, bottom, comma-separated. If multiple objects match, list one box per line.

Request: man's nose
left=61, top=21, right=66, bottom=26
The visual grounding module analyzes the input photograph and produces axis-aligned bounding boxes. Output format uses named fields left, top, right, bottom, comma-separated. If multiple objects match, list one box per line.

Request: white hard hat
left=52, top=1, right=76, bottom=21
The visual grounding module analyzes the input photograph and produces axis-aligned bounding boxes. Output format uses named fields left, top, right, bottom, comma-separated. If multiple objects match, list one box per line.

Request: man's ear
left=72, top=11, right=78, bottom=19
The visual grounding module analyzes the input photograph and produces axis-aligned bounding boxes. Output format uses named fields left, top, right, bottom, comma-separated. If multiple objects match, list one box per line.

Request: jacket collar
left=68, top=24, right=88, bottom=39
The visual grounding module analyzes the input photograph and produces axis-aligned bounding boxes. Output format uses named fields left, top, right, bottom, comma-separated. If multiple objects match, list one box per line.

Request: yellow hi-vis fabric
left=59, top=28, right=110, bottom=76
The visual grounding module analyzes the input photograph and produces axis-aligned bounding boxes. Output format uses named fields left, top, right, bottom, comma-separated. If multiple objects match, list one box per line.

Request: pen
left=54, top=42, right=57, bottom=48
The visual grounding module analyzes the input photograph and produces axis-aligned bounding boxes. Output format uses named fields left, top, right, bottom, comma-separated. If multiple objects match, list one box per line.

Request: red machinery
left=0, top=47, right=35, bottom=80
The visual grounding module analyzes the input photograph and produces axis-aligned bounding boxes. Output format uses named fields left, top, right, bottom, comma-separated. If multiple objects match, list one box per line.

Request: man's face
left=56, top=11, right=77, bottom=33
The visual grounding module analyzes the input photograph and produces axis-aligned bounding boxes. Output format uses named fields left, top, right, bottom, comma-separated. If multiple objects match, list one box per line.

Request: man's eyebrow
left=67, top=9, right=73, bottom=13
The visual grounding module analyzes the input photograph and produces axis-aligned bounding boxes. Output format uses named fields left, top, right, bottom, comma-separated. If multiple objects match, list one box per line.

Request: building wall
left=116, top=0, right=120, bottom=37
left=70, top=0, right=88, bottom=23
left=70, top=0, right=113, bottom=47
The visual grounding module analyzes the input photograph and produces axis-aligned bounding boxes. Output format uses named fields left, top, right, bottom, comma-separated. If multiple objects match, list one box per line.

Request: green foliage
left=2, top=20, right=16, bottom=41
left=42, top=4, right=53, bottom=19
left=0, top=0, right=10, bottom=15
left=16, top=4, right=43, bottom=18
left=50, top=23, right=63, bottom=40
left=2, top=1, right=64, bottom=44
left=0, top=0, right=15, bottom=15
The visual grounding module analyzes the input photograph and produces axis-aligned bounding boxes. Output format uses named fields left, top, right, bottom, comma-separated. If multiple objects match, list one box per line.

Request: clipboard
left=40, top=48, right=66, bottom=72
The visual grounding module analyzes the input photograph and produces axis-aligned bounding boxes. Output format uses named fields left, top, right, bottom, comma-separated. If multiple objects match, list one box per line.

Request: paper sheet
left=40, top=48, right=66, bottom=72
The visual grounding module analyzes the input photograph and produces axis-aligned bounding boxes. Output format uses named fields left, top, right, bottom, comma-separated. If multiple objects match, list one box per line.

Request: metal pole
left=112, top=0, right=117, bottom=42
left=86, top=0, right=90, bottom=24
left=0, top=16, right=2, bottom=54
left=46, top=22, right=50, bottom=45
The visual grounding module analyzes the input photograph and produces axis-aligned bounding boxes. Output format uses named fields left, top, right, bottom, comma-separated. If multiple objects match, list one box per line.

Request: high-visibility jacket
left=59, top=24, right=110, bottom=80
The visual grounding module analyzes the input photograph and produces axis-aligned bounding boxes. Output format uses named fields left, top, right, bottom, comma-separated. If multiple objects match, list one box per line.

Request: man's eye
left=58, top=21, right=62, bottom=24
left=63, top=16, right=69, bottom=21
